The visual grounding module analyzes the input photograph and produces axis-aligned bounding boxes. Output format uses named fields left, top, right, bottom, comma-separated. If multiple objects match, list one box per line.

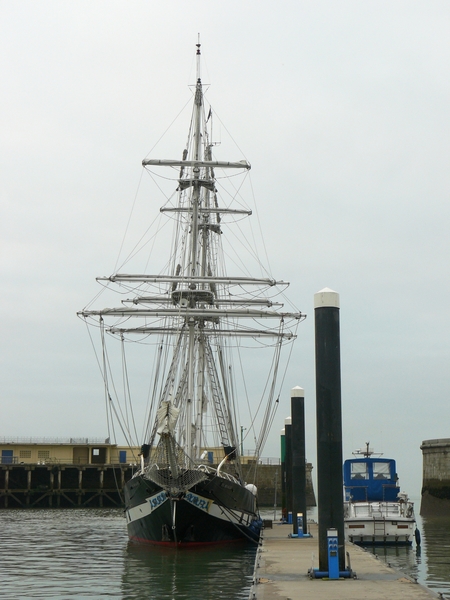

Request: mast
left=185, top=41, right=203, bottom=459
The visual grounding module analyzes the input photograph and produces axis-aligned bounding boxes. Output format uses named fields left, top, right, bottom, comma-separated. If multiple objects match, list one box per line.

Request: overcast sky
left=2, top=1, right=449, bottom=498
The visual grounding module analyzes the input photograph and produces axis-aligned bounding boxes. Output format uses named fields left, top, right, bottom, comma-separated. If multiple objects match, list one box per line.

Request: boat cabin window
left=373, top=461, right=391, bottom=479
left=350, top=462, right=368, bottom=479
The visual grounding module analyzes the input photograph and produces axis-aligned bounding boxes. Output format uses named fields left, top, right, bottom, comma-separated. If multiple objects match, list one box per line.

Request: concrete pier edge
left=249, top=522, right=440, bottom=599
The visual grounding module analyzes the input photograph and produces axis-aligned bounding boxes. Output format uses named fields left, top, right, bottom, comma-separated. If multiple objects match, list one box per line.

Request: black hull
left=124, top=472, right=262, bottom=546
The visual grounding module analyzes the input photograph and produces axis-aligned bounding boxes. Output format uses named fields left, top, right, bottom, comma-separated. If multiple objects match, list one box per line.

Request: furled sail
left=156, top=401, right=180, bottom=435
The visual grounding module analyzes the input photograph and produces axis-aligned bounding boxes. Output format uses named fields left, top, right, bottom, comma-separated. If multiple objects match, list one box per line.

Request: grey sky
left=2, top=1, right=449, bottom=498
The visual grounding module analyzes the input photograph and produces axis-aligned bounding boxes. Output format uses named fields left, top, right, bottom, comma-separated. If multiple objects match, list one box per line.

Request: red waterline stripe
left=129, top=535, right=246, bottom=548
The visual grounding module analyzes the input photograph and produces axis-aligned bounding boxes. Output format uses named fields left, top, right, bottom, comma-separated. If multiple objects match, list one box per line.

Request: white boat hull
left=344, top=500, right=416, bottom=546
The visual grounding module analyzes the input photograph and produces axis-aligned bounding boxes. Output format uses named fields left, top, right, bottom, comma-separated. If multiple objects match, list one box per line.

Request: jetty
left=250, top=522, right=438, bottom=599
left=0, top=463, right=133, bottom=508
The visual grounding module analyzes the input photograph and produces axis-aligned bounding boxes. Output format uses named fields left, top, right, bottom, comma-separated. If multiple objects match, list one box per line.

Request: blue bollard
left=327, top=528, right=339, bottom=579
left=309, top=526, right=352, bottom=577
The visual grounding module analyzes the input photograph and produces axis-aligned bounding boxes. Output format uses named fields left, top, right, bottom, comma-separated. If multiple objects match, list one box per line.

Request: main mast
left=186, top=41, right=204, bottom=459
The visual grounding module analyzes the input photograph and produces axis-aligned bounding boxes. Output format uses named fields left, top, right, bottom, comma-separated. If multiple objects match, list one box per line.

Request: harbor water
left=2, top=503, right=450, bottom=599
left=367, top=503, right=450, bottom=599
left=0, top=508, right=256, bottom=599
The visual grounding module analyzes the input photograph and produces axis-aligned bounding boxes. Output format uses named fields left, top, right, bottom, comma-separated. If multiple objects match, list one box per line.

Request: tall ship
left=78, top=42, right=303, bottom=545
left=344, top=443, right=419, bottom=546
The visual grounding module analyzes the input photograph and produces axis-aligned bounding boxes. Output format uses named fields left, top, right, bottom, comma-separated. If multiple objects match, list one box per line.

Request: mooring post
left=280, top=428, right=286, bottom=521
left=284, top=417, right=293, bottom=523
left=291, top=386, right=308, bottom=536
left=314, top=288, right=345, bottom=571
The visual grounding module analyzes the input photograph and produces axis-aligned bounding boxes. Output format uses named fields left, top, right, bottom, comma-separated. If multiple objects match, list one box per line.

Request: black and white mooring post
left=284, top=417, right=293, bottom=523
left=314, top=288, right=346, bottom=572
left=290, top=386, right=309, bottom=537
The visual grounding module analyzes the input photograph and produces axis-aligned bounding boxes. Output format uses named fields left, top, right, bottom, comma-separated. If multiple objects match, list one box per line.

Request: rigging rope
left=120, top=334, right=139, bottom=445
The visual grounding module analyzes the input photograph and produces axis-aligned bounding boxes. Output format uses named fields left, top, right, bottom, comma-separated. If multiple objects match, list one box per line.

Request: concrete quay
left=250, top=522, right=438, bottom=600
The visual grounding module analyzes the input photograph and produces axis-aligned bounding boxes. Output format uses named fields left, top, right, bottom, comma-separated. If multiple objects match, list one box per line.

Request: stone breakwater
left=421, top=438, right=450, bottom=516
left=240, top=462, right=316, bottom=507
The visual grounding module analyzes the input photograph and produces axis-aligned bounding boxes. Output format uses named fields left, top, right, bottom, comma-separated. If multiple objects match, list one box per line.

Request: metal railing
left=243, top=452, right=281, bottom=465
left=0, top=457, right=18, bottom=465
left=0, top=457, right=136, bottom=466
left=0, top=437, right=110, bottom=445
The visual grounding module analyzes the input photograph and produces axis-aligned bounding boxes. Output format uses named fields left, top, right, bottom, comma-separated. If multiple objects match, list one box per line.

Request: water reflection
left=421, top=514, right=450, bottom=597
left=122, top=541, right=256, bottom=600
left=0, top=508, right=256, bottom=599
left=367, top=511, right=450, bottom=598
left=367, top=543, right=422, bottom=583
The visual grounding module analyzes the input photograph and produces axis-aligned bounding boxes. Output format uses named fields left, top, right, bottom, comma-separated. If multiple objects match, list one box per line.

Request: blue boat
left=343, top=444, right=418, bottom=546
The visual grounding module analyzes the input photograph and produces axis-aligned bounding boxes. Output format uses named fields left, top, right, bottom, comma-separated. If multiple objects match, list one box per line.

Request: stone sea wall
left=241, top=462, right=316, bottom=507
left=421, top=438, right=450, bottom=516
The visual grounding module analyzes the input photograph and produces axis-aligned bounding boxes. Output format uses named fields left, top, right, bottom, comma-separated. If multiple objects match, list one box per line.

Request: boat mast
left=186, top=41, right=203, bottom=459
left=194, top=42, right=214, bottom=458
